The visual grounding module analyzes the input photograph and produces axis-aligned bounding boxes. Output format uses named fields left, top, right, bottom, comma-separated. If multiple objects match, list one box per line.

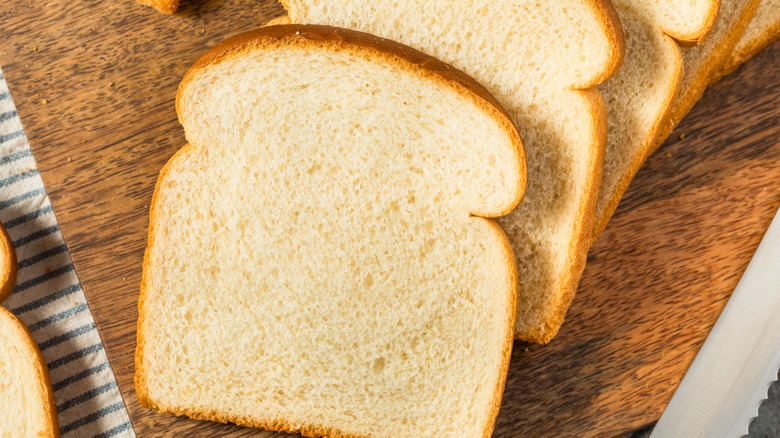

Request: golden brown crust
left=135, top=142, right=196, bottom=408
left=595, top=0, right=760, bottom=240
left=555, top=88, right=608, bottom=343
left=0, top=306, right=59, bottom=437
left=711, top=15, right=780, bottom=82
left=583, top=0, right=626, bottom=87
left=670, top=0, right=720, bottom=46
left=136, top=0, right=179, bottom=14
left=474, top=217, right=517, bottom=437
left=515, top=88, right=608, bottom=344
left=279, top=0, right=295, bottom=19
left=0, top=223, right=17, bottom=303
left=658, top=0, right=762, bottom=145
left=177, top=24, right=526, bottom=217
left=139, top=403, right=372, bottom=438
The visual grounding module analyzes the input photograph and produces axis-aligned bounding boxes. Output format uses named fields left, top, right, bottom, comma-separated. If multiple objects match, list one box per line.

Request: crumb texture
left=595, top=0, right=717, bottom=235
left=284, top=0, right=622, bottom=342
left=138, top=30, right=522, bottom=438
left=0, top=307, right=58, bottom=437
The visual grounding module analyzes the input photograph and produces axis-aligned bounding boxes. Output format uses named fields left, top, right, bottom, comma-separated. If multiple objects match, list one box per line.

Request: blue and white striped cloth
left=0, top=69, right=134, bottom=437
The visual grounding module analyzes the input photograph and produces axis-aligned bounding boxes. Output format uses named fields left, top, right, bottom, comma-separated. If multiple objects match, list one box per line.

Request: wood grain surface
left=1, top=1, right=778, bottom=436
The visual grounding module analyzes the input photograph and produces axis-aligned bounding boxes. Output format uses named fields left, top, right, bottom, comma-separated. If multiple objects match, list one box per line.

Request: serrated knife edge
left=650, top=206, right=780, bottom=438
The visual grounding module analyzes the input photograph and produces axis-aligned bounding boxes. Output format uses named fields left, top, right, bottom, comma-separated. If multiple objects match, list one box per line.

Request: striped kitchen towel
left=0, top=69, right=134, bottom=437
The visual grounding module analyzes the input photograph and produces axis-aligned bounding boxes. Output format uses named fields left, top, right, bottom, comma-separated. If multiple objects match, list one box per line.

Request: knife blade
left=650, top=206, right=780, bottom=438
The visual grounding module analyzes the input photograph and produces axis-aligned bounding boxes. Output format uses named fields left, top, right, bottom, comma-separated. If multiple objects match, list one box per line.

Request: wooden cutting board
left=2, top=1, right=778, bottom=436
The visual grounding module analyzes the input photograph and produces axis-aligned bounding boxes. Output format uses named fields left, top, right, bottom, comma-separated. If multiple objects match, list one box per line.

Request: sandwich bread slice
left=0, top=305, right=59, bottom=437
left=0, top=223, right=16, bottom=303
left=593, top=0, right=718, bottom=237
left=136, top=24, right=526, bottom=437
left=1, top=221, right=55, bottom=436
left=712, top=0, right=780, bottom=81
left=280, top=0, right=625, bottom=343
left=657, top=0, right=762, bottom=143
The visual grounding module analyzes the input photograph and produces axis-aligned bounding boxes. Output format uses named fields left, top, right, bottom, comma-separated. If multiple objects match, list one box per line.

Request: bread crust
left=135, top=142, right=195, bottom=409
left=668, top=1, right=720, bottom=46
left=656, top=0, right=762, bottom=145
left=711, top=12, right=780, bottom=82
left=583, top=0, right=626, bottom=87
left=140, top=24, right=525, bottom=437
left=516, top=88, right=607, bottom=343
left=0, top=306, right=59, bottom=437
left=136, top=0, right=179, bottom=14
left=510, top=1, right=623, bottom=343
left=265, top=14, right=292, bottom=26
left=0, top=223, right=17, bottom=303
left=593, top=0, right=760, bottom=240
left=475, top=217, right=517, bottom=438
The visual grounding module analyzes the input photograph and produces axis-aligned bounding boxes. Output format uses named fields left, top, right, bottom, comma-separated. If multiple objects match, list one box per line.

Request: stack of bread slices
left=135, top=1, right=779, bottom=436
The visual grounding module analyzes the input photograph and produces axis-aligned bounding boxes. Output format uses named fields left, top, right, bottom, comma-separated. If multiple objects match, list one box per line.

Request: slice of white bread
left=0, top=223, right=17, bottom=303
left=281, top=0, right=624, bottom=343
left=136, top=0, right=179, bottom=14
left=712, top=0, right=780, bottom=81
left=592, top=0, right=719, bottom=237
left=656, top=0, right=761, bottom=143
left=0, top=306, right=59, bottom=437
left=135, top=24, right=526, bottom=437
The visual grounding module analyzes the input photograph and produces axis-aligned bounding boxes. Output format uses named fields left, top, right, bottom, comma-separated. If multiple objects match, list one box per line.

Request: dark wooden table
left=2, top=1, right=778, bottom=436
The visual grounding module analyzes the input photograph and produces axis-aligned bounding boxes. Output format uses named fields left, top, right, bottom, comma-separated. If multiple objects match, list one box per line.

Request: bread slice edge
left=517, top=87, right=608, bottom=343
left=671, top=1, right=720, bottom=46
left=591, top=30, right=687, bottom=240
left=139, top=24, right=525, bottom=436
left=0, top=306, right=59, bottom=437
left=0, top=223, right=17, bottom=303
left=658, top=0, right=762, bottom=145
left=711, top=7, right=780, bottom=82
